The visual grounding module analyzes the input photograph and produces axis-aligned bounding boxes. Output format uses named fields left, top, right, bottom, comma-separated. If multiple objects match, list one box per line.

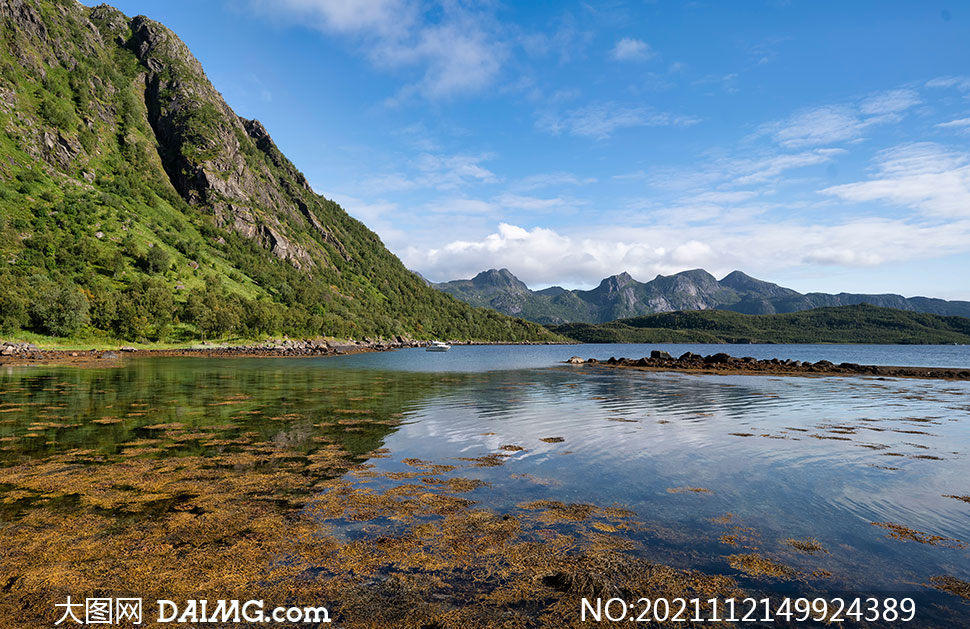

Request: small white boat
left=426, top=341, right=451, bottom=352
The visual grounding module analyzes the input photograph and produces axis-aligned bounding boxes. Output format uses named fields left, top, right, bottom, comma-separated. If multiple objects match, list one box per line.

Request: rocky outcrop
left=575, top=352, right=970, bottom=381
left=124, top=15, right=324, bottom=269
left=1, top=341, right=40, bottom=358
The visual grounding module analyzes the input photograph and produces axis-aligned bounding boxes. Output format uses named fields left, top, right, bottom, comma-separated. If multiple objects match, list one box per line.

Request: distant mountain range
left=547, top=304, right=970, bottom=345
left=433, top=268, right=970, bottom=324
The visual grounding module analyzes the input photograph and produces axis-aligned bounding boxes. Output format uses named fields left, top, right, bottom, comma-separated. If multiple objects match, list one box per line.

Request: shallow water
left=2, top=347, right=969, bottom=625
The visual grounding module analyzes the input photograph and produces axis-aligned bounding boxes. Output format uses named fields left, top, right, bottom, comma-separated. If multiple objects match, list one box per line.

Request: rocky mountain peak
left=720, top=270, right=797, bottom=297
left=471, top=268, right=529, bottom=291
left=434, top=265, right=970, bottom=324
left=128, top=15, right=206, bottom=77
left=597, top=271, right=635, bottom=292
left=88, top=4, right=128, bottom=43
left=672, top=268, right=717, bottom=284
left=721, top=270, right=754, bottom=284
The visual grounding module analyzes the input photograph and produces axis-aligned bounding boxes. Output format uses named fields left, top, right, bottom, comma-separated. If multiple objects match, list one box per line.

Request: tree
left=142, top=245, right=171, bottom=274
left=31, top=283, right=90, bottom=336
left=0, top=292, right=28, bottom=333
left=87, top=286, right=118, bottom=330
left=246, top=300, right=282, bottom=336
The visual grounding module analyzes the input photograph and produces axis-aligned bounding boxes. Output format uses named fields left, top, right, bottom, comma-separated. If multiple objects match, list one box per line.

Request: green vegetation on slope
left=0, top=1, right=562, bottom=344
left=548, top=305, right=970, bottom=345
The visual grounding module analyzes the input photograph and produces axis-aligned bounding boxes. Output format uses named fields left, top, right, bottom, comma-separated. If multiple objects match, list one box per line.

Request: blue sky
left=99, top=1, right=970, bottom=299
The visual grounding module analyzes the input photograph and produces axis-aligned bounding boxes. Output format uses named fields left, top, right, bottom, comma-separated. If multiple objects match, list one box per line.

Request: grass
left=0, top=330, right=366, bottom=351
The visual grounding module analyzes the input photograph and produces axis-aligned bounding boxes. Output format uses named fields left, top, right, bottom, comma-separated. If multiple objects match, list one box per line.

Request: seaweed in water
left=931, top=576, right=970, bottom=600
left=785, top=537, right=828, bottom=554
left=727, top=553, right=797, bottom=580
left=871, top=522, right=966, bottom=547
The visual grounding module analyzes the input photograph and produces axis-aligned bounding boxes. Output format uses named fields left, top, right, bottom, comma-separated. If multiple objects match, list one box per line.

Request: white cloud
left=926, top=75, right=970, bottom=93
left=404, top=217, right=970, bottom=287
left=765, top=105, right=871, bottom=148
left=537, top=102, right=700, bottom=139
left=669, top=240, right=713, bottom=264
left=936, top=117, right=970, bottom=132
left=859, top=88, right=921, bottom=115
left=256, top=0, right=504, bottom=100
left=514, top=172, right=597, bottom=191
left=678, top=190, right=759, bottom=205
left=611, top=38, right=654, bottom=62
left=381, top=20, right=505, bottom=100
left=406, top=223, right=618, bottom=286
left=763, top=88, right=920, bottom=148
left=732, top=149, right=845, bottom=184
left=494, top=193, right=571, bottom=212
left=875, top=142, right=968, bottom=175
left=415, top=153, right=498, bottom=188
left=414, top=192, right=580, bottom=221
left=646, top=148, right=844, bottom=192
left=360, top=152, right=498, bottom=192
left=821, top=143, right=970, bottom=218
left=425, top=198, right=498, bottom=215
left=264, top=0, right=409, bottom=34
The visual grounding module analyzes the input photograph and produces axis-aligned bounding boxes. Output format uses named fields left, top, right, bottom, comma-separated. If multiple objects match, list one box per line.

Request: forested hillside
left=549, top=305, right=970, bottom=344
left=0, top=0, right=561, bottom=343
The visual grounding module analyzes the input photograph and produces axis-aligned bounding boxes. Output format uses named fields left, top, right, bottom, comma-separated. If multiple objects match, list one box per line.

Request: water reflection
left=1, top=356, right=969, bottom=624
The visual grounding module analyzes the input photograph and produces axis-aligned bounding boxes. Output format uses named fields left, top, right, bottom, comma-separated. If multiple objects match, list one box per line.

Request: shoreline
left=0, top=338, right=570, bottom=367
left=570, top=351, right=970, bottom=381
left=3, top=341, right=966, bottom=378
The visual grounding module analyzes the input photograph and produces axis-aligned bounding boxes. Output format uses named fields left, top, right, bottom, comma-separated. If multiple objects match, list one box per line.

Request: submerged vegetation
left=931, top=576, right=970, bottom=601
left=785, top=538, right=828, bottom=555
left=2, top=356, right=970, bottom=625
left=726, top=554, right=797, bottom=580
left=0, top=364, right=751, bottom=627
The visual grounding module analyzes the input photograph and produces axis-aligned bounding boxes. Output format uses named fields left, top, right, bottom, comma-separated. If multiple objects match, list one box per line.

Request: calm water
left=326, top=343, right=970, bottom=371
left=2, top=345, right=969, bottom=625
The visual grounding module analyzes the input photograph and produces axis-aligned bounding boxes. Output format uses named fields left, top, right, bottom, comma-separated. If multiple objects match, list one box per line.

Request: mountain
left=548, top=304, right=970, bottom=345
left=434, top=268, right=970, bottom=324
left=0, top=1, right=560, bottom=343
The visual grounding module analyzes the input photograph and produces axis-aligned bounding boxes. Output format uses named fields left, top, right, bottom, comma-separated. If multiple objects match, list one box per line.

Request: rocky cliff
left=0, top=0, right=560, bottom=342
